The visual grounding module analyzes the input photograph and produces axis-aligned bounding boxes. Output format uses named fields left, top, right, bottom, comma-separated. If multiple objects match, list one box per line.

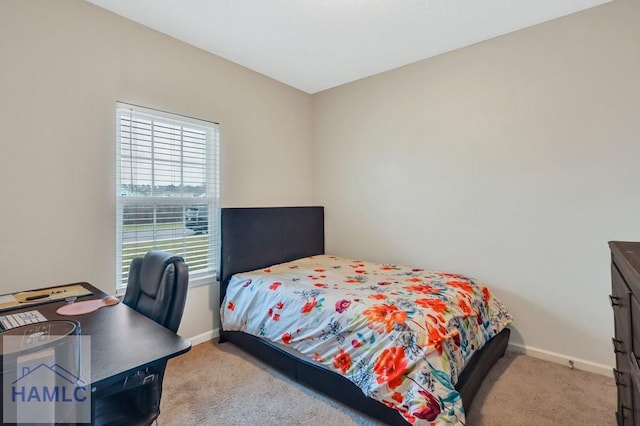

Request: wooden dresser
left=610, top=241, right=640, bottom=425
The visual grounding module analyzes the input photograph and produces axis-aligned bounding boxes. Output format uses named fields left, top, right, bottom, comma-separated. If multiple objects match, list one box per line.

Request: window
left=116, top=103, right=219, bottom=291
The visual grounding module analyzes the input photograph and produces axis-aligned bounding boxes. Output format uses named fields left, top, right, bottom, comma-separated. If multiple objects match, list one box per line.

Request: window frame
left=115, top=102, right=219, bottom=292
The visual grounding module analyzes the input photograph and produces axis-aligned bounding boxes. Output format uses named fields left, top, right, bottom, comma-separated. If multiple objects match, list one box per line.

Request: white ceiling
left=86, top=0, right=611, bottom=94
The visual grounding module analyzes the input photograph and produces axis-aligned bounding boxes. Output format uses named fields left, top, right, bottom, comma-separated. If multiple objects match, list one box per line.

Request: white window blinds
left=115, top=103, right=219, bottom=290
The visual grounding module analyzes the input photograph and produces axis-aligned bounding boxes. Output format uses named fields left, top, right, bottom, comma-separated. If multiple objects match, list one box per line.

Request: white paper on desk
left=0, top=294, right=17, bottom=304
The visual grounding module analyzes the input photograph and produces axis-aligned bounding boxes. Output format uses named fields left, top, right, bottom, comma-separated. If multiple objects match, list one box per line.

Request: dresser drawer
left=614, top=367, right=633, bottom=424
left=612, top=264, right=632, bottom=346
left=632, top=294, right=640, bottom=360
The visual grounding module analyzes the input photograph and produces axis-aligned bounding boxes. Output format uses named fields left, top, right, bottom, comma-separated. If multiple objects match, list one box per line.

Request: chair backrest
left=123, top=251, right=188, bottom=333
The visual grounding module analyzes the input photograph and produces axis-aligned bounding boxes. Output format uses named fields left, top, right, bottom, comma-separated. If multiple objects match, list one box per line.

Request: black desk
left=0, top=282, right=192, bottom=423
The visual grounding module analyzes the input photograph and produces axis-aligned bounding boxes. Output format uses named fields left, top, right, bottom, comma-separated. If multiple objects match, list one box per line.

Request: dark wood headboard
left=219, top=206, right=325, bottom=307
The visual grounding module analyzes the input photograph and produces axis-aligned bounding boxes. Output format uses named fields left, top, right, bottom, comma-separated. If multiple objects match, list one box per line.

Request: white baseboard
left=508, top=342, right=612, bottom=377
left=188, top=328, right=219, bottom=346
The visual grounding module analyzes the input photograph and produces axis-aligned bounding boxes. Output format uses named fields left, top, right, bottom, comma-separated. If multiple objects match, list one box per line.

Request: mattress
left=221, top=255, right=512, bottom=425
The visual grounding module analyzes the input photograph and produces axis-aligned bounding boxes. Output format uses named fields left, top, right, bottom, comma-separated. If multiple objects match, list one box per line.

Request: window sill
left=188, top=271, right=218, bottom=288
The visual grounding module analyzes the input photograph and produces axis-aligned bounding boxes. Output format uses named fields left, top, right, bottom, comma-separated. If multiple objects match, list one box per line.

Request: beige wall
left=0, top=0, right=314, bottom=339
left=312, top=0, right=640, bottom=370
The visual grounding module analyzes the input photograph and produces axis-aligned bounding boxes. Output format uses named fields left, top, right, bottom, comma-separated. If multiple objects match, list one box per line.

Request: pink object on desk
left=56, top=296, right=120, bottom=316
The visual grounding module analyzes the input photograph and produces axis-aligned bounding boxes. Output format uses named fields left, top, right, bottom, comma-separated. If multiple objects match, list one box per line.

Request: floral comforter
left=221, top=255, right=512, bottom=425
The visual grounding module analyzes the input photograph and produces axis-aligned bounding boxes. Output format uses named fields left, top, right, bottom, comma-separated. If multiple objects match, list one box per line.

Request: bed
left=218, top=206, right=512, bottom=425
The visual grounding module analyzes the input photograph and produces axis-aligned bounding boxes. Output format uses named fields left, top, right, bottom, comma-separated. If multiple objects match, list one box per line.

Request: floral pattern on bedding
left=221, top=255, right=512, bottom=425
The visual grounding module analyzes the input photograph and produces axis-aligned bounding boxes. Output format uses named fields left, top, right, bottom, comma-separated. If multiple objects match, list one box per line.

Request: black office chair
left=95, top=251, right=188, bottom=426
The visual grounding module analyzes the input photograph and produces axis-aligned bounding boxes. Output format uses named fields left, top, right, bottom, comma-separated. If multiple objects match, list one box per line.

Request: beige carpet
left=160, top=340, right=615, bottom=425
